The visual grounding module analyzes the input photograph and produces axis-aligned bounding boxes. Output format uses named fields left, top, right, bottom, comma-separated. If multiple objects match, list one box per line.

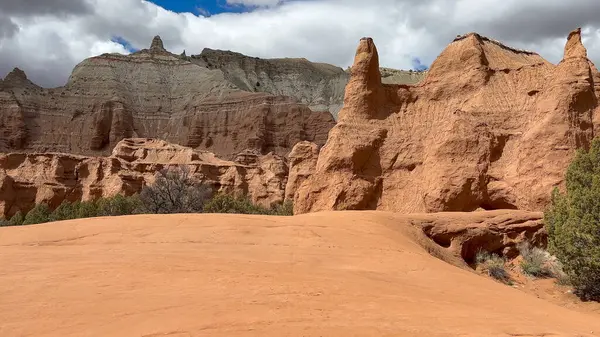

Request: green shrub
left=204, top=194, right=268, bottom=214
left=204, top=194, right=293, bottom=215
left=545, top=138, right=600, bottom=301
left=272, top=199, right=294, bottom=216
left=23, top=204, right=51, bottom=225
left=48, top=196, right=138, bottom=222
left=97, top=194, right=142, bottom=216
left=138, top=167, right=212, bottom=214
left=475, top=250, right=511, bottom=283
left=72, top=201, right=100, bottom=219
left=8, top=211, right=24, bottom=227
left=49, top=201, right=77, bottom=222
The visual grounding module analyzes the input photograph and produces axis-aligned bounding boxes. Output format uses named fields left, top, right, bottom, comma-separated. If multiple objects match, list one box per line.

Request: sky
left=0, top=0, right=599, bottom=88
left=148, top=0, right=254, bottom=16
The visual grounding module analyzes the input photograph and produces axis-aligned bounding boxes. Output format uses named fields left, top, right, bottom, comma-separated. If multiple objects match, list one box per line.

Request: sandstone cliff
left=0, top=138, right=288, bottom=217
left=0, top=36, right=335, bottom=159
left=294, top=29, right=598, bottom=214
left=193, top=48, right=427, bottom=119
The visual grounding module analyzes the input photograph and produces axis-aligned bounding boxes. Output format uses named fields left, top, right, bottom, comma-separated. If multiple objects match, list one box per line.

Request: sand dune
left=1, top=212, right=598, bottom=336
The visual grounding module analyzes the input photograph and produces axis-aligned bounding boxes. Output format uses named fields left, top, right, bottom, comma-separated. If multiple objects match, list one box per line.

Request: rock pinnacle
left=150, top=35, right=166, bottom=52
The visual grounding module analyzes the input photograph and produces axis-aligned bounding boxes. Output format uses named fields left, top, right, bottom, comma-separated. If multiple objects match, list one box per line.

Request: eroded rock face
left=295, top=29, right=599, bottom=214
left=407, top=210, right=546, bottom=262
left=284, top=141, right=319, bottom=201
left=0, top=138, right=288, bottom=217
left=0, top=37, right=335, bottom=159
left=194, top=48, right=427, bottom=119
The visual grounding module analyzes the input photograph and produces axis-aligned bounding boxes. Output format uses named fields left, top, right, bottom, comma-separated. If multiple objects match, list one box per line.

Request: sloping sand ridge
left=1, top=212, right=599, bottom=336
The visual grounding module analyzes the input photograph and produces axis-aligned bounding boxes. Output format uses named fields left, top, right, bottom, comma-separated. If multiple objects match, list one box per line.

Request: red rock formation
left=0, top=138, right=288, bottom=217
left=284, top=141, right=319, bottom=201
left=0, top=37, right=335, bottom=159
left=295, top=29, right=598, bottom=214
left=408, top=210, right=546, bottom=262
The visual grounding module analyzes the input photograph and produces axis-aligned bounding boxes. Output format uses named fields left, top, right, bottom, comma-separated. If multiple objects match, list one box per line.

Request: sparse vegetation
left=204, top=194, right=294, bottom=216
left=545, top=138, right=600, bottom=301
left=0, top=166, right=294, bottom=228
left=8, top=211, right=24, bottom=227
left=97, top=194, right=142, bottom=216
left=518, top=243, right=555, bottom=278
left=475, top=250, right=511, bottom=283
left=272, top=199, right=294, bottom=216
left=138, top=166, right=212, bottom=214
left=23, top=203, right=51, bottom=225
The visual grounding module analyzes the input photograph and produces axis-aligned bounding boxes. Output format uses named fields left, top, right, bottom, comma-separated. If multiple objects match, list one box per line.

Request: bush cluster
left=138, top=167, right=212, bottom=214
left=1, top=194, right=143, bottom=227
left=475, top=250, right=511, bottom=283
left=518, top=243, right=556, bottom=278
left=204, top=194, right=293, bottom=216
left=0, top=167, right=293, bottom=227
left=545, top=138, right=600, bottom=301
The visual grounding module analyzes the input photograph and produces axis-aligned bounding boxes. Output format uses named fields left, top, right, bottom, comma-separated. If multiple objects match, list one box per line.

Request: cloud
left=226, top=0, right=282, bottom=7
left=1, top=0, right=599, bottom=88
left=0, top=0, right=93, bottom=16
left=195, top=7, right=211, bottom=17
left=0, top=13, right=19, bottom=39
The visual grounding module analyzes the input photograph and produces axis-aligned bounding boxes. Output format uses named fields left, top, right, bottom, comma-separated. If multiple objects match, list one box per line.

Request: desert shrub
left=518, top=243, right=555, bottom=278
left=72, top=201, right=100, bottom=219
left=47, top=195, right=141, bottom=222
left=138, top=167, right=212, bottom=214
left=204, top=194, right=268, bottom=214
left=545, top=138, right=600, bottom=301
left=23, top=203, right=51, bottom=225
left=49, top=201, right=77, bottom=222
left=204, top=194, right=294, bottom=215
left=272, top=199, right=294, bottom=216
left=97, top=194, right=142, bottom=216
left=475, top=250, right=510, bottom=283
left=8, top=211, right=24, bottom=226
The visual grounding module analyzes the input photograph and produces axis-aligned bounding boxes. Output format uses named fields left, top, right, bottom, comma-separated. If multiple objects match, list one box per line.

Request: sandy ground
left=1, top=211, right=599, bottom=337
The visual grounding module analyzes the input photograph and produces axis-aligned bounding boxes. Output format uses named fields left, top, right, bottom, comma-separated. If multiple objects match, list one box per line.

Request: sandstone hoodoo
left=0, top=37, right=336, bottom=159
left=294, top=28, right=599, bottom=214
left=0, top=138, right=288, bottom=218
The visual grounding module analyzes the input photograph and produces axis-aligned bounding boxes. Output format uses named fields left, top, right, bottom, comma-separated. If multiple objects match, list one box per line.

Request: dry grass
left=476, top=250, right=511, bottom=283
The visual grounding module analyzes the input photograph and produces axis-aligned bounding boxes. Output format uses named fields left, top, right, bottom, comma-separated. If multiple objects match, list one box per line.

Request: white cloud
left=226, top=0, right=282, bottom=7
left=1, top=0, right=599, bottom=87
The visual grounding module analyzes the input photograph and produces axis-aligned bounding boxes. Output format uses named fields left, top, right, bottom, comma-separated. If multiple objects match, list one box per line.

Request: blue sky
left=122, top=0, right=430, bottom=70
left=112, top=0, right=255, bottom=52
left=147, top=0, right=253, bottom=16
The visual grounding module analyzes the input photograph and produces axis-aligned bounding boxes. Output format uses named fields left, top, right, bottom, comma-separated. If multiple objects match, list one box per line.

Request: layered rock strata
left=0, top=37, right=335, bottom=159
left=295, top=29, right=599, bottom=214
left=0, top=138, right=288, bottom=217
